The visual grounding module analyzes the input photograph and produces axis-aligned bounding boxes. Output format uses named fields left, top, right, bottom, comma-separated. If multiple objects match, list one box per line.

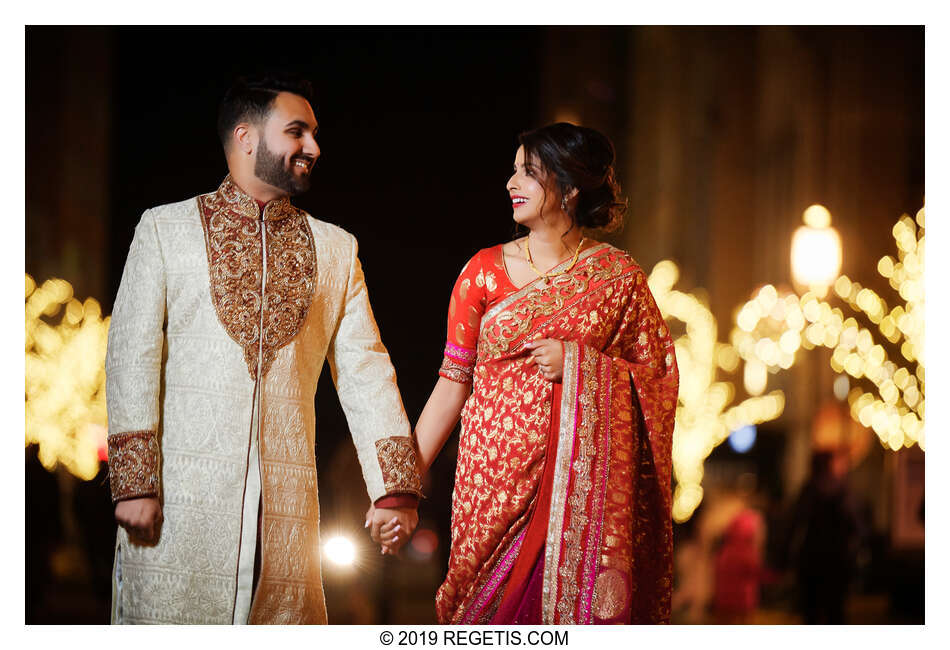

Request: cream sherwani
left=106, top=176, right=421, bottom=624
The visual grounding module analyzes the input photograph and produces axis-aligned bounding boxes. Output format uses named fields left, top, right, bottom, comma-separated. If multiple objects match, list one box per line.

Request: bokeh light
left=324, top=535, right=356, bottom=567
left=728, top=424, right=757, bottom=454
left=650, top=263, right=786, bottom=523
left=25, top=274, right=110, bottom=480
left=730, top=205, right=925, bottom=452
left=791, top=205, right=843, bottom=295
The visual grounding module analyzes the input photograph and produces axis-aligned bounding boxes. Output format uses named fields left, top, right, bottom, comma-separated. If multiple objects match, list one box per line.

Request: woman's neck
left=525, top=223, right=583, bottom=262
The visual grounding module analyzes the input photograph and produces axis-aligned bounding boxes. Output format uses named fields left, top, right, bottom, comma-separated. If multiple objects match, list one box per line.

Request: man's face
left=253, top=91, right=320, bottom=196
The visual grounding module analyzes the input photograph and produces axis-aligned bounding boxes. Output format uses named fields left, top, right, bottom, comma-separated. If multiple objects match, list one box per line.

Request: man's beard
left=254, top=139, right=311, bottom=196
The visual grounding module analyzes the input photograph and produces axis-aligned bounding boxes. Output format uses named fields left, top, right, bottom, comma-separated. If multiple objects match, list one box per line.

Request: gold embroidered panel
left=252, top=372, right=324, bottom=625
left=108, top=430, right=160, bottom=502
left=591, top=363, right=637, bottom=622
left=478, top=247, right=628, bottom=360
left=375, top=436, right=424, bottom=497
left=197, top=176, right=317, bottom=380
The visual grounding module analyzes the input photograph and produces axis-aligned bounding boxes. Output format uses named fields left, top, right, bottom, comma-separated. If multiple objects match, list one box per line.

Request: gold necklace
left=525, top=235, right=586, bottom=282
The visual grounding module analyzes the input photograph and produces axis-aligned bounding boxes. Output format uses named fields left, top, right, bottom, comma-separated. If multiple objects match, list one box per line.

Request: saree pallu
left=435, top=244, right=678, bottom=624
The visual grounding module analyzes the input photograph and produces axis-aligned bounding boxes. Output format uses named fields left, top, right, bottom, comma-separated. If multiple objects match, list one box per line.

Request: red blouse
left=439, top=246, right=518, bottom=384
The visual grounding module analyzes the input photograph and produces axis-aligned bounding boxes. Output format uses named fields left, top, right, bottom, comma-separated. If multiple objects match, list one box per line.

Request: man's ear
left=233, top=123, right=255, bottom=155
left=565, top=187, right=579, bottom=201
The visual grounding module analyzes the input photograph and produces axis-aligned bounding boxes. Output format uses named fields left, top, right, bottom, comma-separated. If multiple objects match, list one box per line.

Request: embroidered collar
left=198, top=175, right=317, bottom=380
left=216, top=174, right=298, bottom=222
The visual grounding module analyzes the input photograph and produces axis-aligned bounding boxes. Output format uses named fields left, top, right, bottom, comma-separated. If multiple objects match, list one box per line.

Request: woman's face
left=506, top=146, right=560, bottom=227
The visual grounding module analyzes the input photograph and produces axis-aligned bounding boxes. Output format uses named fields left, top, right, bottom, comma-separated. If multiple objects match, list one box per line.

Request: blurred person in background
left=785, top=450, right=864, bottom=624
left=671, top=506, right=714, bottom=624
left=712, top=508, right=765, bottom=624
left=105, top=71, right=422, bottom=624
left=372, top=123, right=678, bottom=624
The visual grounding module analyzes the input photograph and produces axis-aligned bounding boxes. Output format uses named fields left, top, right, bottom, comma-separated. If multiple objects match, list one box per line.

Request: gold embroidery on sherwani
left=197, top=175, right=316, bottom=381
left=375, top=436, right=424, bottom=497
left=108, top=430, right=160, bottom=502
left=251, top=359, right=326, bottom=625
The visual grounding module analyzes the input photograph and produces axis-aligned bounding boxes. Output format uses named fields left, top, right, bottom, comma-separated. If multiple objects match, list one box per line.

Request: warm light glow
left=25, top=274, right=110, bottom=480
left=409, top=529, right=439, bottom=557
left=743, top=359, right=767, bottom=396
left=650, top=263, right=786, bottom=523
left=730, top=203, right=924, bottom=452
left=791, top=224, right=843, bottom=290
left=833, top=374, right=850, bottom=401
left=323, top=536, right=356, bottom=566
left=802, top=204, right=832, bottom=228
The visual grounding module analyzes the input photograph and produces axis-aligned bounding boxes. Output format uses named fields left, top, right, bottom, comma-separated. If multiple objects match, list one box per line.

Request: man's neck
left=228, top=169, right=287, bottom=204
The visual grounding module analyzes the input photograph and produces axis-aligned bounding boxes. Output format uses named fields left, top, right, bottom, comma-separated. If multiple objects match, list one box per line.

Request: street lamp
left=791, top=204, right=842, bottom=298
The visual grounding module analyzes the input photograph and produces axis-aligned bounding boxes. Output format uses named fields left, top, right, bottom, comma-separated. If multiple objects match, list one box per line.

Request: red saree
left=435, top=243, right=679, bottom=624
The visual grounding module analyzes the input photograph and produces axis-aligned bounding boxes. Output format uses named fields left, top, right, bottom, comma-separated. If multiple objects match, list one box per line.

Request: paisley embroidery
left=197, top=176, right=316, bottom=380
left=478, top=248, right=626, bottom=359
left=108, top=430, right=160, bottom=502
left=440, top=355, right=475, bottom=384
left=440, top=342, right=477, bottom=383
left=375, top=436, right=424, bottom=497
left=436, top=246, right=678, bottom=625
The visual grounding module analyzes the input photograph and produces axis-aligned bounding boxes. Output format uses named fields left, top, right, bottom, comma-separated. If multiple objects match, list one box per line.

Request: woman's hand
left=365, top=504, right=418, bottom=556
left=524, top=338, right=564, bottom=382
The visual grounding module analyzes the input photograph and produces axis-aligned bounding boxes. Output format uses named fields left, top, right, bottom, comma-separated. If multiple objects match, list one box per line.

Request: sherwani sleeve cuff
left=374, top=436, right=424, bottom=499
left=373, top=493, right=420, bottom=509
left=108, top=430, right=161, bottom=503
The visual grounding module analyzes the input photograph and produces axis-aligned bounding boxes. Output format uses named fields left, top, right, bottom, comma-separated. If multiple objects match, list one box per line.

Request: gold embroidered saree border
left=480, top=243, right=610, bottom=334
left=542, top=341, right=580, bottom=623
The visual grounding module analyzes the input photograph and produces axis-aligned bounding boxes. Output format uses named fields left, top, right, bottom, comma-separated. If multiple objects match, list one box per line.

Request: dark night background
left=25, top=26, right=924, bottom=624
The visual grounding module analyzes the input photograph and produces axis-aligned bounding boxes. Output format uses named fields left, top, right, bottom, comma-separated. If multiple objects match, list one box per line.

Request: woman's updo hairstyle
left=518, top=122, right=627, bottom=232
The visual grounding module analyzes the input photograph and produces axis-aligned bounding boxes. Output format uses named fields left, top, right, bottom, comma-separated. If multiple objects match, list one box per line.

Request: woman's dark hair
left=518, top=122, right=627, bottom=232
left=217, top=71, right=315, bottom=151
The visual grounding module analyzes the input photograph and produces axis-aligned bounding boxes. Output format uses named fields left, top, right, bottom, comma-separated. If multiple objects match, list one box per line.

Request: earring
left=561, top=197, right=568, bottom=211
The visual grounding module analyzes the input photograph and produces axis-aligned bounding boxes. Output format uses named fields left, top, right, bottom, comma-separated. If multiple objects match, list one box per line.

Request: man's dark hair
left=217, top=71, right=315, bottom=151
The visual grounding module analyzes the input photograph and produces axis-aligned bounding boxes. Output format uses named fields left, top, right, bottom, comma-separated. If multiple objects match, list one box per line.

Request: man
left=106, top=72, right=420, bottom=624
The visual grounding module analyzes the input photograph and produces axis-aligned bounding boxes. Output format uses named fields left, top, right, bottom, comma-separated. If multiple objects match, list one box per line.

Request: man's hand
left=115, top=496, right=163, bottom=545
left=524, top=338, right=565, bottom=382
left=366, top=504, right=418, bottom=556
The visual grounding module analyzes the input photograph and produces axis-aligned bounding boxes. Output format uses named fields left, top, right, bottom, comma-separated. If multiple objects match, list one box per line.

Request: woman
left=376, top=123, right=678, bottom=624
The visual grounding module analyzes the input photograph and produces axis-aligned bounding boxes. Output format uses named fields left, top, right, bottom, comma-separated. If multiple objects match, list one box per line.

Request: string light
left=24, top=204, right=924, bottom=518
left=649, top=262, right=786, bottom=523
left=730, top=205, right=925, bottom=451
left=25, top=274, right=110, bottom=480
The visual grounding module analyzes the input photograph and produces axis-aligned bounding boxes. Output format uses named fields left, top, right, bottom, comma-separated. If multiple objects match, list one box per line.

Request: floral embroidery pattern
left=440, top=356, right=475, bottom=384
left=478, top=247, right=625, bottom=359
left=440, top=342, right=477, bottom=384
left=197, top=176, right=316, bottom=381
left=436, top=246, right=679, bottom=624
left=544, top=346, right=612, bottom=624
left=375, top=436, right=424, bottom=497
left=445, top=342, right=477, bottom=364
left=108, top=430, right=160, bottom=502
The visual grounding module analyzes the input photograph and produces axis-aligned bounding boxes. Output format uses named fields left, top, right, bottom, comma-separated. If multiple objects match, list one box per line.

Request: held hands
left=365, top=504, right=418, bottom=556
left=524, top=338, right=564, bottom=382
left=115, top=496, right=163, bottom=545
